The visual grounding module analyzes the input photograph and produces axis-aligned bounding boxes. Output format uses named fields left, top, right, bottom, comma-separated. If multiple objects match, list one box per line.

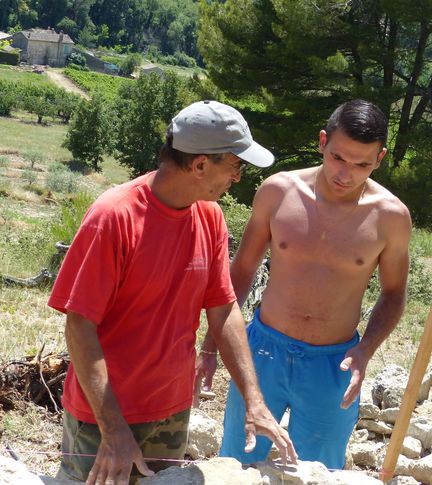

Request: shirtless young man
left=200, top=99, right=412, bottom=469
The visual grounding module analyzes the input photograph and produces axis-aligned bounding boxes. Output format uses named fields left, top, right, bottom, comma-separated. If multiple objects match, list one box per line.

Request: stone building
left=12, top=28, right=74, bottom=66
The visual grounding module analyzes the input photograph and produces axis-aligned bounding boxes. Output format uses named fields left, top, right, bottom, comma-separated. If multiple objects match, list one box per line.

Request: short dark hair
left=326, top=99, right=388, bottom=147
left=159, top=124, right=225, bottom=170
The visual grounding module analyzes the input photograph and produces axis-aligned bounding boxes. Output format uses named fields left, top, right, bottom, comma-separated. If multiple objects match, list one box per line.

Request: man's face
left=319, top=129, right=386, bottom=198
left=204, top=153, right=245, bottom=201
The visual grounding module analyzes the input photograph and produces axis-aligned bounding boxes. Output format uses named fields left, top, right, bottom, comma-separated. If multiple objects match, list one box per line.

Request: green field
left=0, top=115, right=70, bottom=160
left=0, top=64, right=54, bottom=85
left=64, top=67, right=133, bottom=99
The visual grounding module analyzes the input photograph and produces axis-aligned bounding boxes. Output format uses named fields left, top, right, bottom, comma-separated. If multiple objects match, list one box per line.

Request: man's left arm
left=206, top=302, right=298, bottom=464
left=340, top=206, right=412, bottom=408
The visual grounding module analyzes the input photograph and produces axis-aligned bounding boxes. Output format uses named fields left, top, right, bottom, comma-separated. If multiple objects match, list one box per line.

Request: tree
left=119, top=52, right=142, bottom=76
left=18, top=83, right=58, bottom=124
left=199, top=0, right=432, bottom=170
left=0, top=79, right=18, bottom=116
left=55, top=90, right=80, bottom=123
left=63, top=93, right=111, bottom=171
left=114, top=71, right=184, bottom=177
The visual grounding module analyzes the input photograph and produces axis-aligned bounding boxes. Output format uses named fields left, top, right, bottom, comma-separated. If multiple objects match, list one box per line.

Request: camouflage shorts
left=57, top=408, right=191, bottom=484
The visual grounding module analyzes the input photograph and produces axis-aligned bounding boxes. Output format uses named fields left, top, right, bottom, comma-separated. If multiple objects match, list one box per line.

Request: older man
left=49, top=100, right=296, bottom=485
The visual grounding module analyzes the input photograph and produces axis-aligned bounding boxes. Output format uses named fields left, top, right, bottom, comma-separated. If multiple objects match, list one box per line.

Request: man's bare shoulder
left=366, top=178, right=412, bottom=235
left=260, top=167, right=316, bottom=193
left=367, top=178, right=410, bottom=215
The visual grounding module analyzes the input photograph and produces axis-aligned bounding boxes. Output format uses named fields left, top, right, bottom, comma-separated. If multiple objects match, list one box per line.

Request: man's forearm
left=207, top=304, right=262, bottom=405
left=359, top=291, right=406, bottom=358
left=231, top=260, right=258, bottom=308
left=65, top=311, right=126, bottom=433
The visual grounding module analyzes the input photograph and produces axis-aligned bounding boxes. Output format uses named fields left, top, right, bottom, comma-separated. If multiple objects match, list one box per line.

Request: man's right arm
left=230, top=179, right=276, bottom=306
left=65, top=311, right=153, bottom=484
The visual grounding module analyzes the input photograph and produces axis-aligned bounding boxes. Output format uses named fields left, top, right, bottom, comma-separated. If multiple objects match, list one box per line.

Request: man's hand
left=193, top=351, right=217, bottom=407
left=86, top=424, right=154, bottom=485
left=244, top=401, right=298, bottom=465
left=340, top=344, right=370, bottom=409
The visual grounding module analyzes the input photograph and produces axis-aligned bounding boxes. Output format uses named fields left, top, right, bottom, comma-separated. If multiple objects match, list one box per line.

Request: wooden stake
left=380, top=307, right=432, bottom=482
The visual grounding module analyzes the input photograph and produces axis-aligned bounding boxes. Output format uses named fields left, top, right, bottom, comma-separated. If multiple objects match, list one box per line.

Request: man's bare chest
left=270, top=202, right=385, bottom=272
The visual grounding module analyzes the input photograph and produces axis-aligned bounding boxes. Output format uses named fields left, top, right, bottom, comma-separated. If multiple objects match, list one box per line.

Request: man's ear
left=319, top=130, right=327, bottom=153
left=190, top=155, right=208, bottom=179
left=375, top=147, right=387, bottom=168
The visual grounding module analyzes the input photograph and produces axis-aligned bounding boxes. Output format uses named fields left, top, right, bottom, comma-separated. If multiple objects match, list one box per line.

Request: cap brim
left=233, top=141, right=275, bottom=168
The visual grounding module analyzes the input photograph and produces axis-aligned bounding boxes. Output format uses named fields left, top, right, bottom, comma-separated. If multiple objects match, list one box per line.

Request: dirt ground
left=45, top=69, right=90, bottom=99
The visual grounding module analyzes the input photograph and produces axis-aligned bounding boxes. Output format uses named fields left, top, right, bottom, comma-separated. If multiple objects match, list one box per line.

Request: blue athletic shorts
left=220, top=310, right=360, bottom=469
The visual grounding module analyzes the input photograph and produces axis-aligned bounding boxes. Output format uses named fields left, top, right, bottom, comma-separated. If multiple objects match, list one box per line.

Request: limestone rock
left=415, top=397, right=432, bottom=419
left=255, top=460, right=335, bottom=485
left=418, top=366, right=432, bottom=402
left=381, top=407, right=400, bottom=424
left=408, top=452, right=432, bottom=485
left=350, top=429, right=369, bottom=443
left=186, top=409, right=223, bottom=459
left=372, top=365, right=408, bottom=407
left=383, top=386, right=406, bottom=409
left=395, top=453, right=413, bottom=476
left=332, top=470, right=383, bottom=484
left=357, top=418, right=393, bottom=435
left=389, top=477, right=421, bottom=484
left=401, top=436, right=422, bottom=459
left=408, top=416, right=432, bottom=450
left=139, top=457, right=263, bottom=485
left=344, top=447, right=354, bottom=470
left=359, top=403, right=381, bottom=420
left=0, top=456, right=45, bottom=485
left=350, top=441, right=385, bottom=468
left=360, top=378, right=375, bottom=404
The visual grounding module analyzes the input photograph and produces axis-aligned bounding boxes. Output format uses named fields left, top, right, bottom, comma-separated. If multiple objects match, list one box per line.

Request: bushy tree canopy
left=199, top=0, right=432, bottom=167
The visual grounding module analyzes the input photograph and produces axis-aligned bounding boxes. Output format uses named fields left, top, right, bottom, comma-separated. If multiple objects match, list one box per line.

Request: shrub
left=21, top=168, right=37, bottom=186
left=23, top=149, right=44, bottom=168
left=66, top=52, right=87, bottom=68
left=119, top=53, right=142, bottom=76
left=48, top=162, right=68, bottom=173
left=219, top=193, right=251, bottom=251
left=46, top=168, right=79, bottom=193
left=51, top=192, right=94, bottom=244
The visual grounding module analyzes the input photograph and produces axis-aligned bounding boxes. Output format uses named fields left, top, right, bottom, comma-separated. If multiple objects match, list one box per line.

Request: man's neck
left=149, top=164, right=197, bottom=210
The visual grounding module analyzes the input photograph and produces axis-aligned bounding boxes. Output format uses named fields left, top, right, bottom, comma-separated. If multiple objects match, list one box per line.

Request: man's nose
left=337, top=164, right=352, bottom=182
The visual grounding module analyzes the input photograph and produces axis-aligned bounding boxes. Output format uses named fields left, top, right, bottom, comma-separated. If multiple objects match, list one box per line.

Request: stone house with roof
left=11, top=28, right=74, bottom=67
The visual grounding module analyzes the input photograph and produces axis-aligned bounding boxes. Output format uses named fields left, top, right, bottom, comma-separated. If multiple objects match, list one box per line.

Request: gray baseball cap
left=171, top=100, right=274, bottom=168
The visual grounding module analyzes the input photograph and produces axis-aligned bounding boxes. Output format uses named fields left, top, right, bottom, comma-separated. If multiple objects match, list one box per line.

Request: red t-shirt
left=48, top=172, right=235, bottom=424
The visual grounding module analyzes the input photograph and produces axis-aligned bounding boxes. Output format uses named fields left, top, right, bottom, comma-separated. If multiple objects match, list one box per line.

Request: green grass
left=411, top=227, right=432, bottom=257
left=0, top=286, right=65, bottom=359
left=0, top=64, right=55, bottom=85
left=0, top=115, right=70, bottom=161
